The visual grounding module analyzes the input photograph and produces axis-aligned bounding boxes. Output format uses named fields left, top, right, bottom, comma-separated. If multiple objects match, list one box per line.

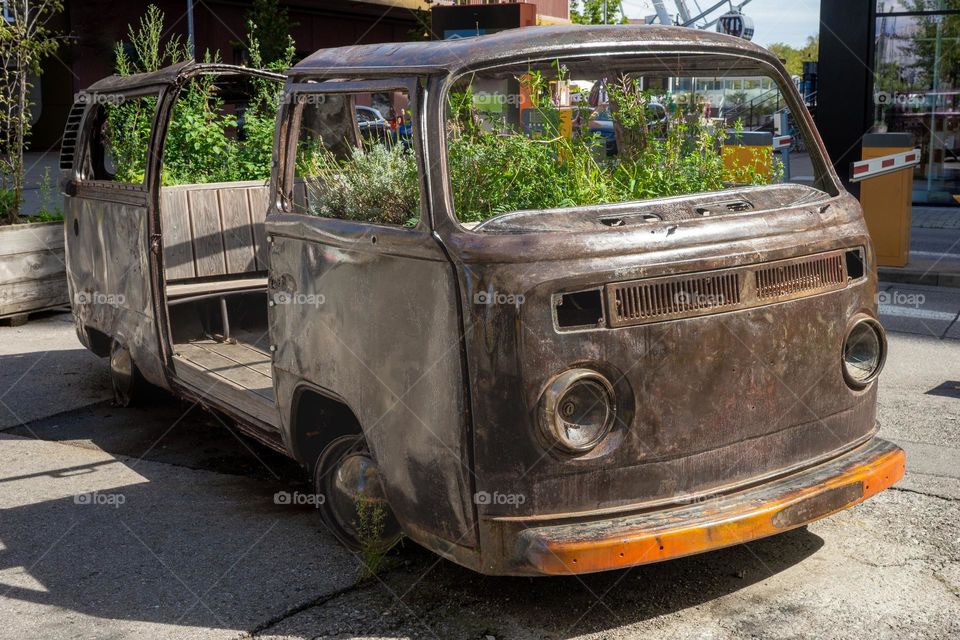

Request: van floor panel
left=173, top=338, right=279, bottom=428
left=186, top=336, right=273, bottom=377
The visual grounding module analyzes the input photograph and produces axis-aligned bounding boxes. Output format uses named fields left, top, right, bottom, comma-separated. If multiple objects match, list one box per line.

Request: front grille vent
left=604, top=249, right=850, bottom=329
left=755, top=252, right=845, bottom=300
left=612, top=272, right=741, bottom=325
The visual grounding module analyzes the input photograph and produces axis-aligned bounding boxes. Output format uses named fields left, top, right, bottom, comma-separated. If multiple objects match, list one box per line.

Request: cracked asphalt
left=0, top=282, right=958, bottom=640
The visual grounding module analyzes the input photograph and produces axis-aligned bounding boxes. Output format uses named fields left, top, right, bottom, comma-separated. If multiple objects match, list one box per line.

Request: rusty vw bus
left=64, top=27, right=905, bottom=576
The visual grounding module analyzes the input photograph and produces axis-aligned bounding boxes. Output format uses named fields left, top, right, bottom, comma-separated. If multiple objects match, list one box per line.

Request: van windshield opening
left=444, top=53, right=830, bottom=230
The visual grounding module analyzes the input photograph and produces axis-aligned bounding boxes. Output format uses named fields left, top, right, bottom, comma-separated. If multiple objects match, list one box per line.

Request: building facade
left=32, top=0, right=430, bottom=149
left=874, top=1, right=960, bottom=204
left=820, top=0, right=960, bottom=205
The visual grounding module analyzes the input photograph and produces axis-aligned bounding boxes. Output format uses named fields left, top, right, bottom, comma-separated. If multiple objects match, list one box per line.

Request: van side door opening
left=150, top=68, right=284, bottom=431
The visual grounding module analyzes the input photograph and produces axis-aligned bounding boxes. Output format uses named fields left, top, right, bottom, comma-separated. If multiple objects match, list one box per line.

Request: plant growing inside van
left=109, top=4, right=290, bottom=186
left=300, top=141, right=420, bottom=227
left=445, top=73, right=782, bottom=224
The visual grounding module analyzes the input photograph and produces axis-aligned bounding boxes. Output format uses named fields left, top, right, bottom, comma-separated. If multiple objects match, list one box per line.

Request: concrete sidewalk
left=878, top=206, right=960, bottom=288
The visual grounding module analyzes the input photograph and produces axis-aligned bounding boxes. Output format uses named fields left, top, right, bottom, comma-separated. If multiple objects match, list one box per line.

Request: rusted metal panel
left=267, top=214, right=477, bottom=546
left=65, top=188, right=167, bottom=388
left=508, top=438, right=904, bottom=576
left=291, top=24, right=783, bottom=77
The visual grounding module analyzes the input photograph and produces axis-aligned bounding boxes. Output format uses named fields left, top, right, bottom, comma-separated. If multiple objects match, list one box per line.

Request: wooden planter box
left=0, top=221, right=68, bottom=322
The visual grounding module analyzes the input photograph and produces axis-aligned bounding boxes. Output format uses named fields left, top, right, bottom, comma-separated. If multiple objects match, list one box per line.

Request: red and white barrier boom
left=772, top=135, right=792, bottom=150
left=850, top=148, right=921, bottom=183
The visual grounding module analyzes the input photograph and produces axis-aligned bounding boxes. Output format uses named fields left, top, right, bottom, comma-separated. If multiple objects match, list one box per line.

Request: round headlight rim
left=539, top=368, right=617, bottom=454
left=842, top=315, right=887, bottom=389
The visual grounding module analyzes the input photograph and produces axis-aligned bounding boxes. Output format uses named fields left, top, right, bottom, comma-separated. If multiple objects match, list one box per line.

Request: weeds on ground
left=355, top=495, right=393, bottom=581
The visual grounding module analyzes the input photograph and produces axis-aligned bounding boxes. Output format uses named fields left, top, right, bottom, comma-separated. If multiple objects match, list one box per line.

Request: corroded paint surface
left=514, top=438, right=905, bottom=575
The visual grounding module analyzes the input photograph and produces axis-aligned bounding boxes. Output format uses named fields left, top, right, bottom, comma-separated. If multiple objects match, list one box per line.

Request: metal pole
left=187, top=0, right=195, bottom=58
left=927, top=15, right=942, bottom=195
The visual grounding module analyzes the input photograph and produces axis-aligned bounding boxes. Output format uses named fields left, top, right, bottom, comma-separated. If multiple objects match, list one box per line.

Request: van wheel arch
left=289, top=386, right=365, bottom=472
left=84, top=326, right=112, bottom=358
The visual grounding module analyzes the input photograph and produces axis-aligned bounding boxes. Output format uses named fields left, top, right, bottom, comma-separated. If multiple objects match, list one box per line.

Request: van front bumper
left=498, top=437, right=904, bottom=575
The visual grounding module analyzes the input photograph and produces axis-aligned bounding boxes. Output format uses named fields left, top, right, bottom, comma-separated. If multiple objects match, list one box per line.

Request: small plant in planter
left=0, top=1, right=69, bottom=322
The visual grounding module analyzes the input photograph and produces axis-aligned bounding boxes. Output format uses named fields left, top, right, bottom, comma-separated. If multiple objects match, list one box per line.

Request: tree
left=245, top=0, right=296, bottom=68
left=767, top=35, right=819, bottom=77
left=0, top=0, right=63, bottom=224
left=901, top=7, right=960, bottom=91
left=571, top=0, right=629, bottom=25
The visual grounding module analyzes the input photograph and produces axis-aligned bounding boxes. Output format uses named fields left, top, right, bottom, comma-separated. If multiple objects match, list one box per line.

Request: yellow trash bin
left=859, top=133, right=914, bottom=268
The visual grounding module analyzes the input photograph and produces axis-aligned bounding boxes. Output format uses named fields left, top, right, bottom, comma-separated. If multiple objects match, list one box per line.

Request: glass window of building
left=875, top=0, right=960, bottom=203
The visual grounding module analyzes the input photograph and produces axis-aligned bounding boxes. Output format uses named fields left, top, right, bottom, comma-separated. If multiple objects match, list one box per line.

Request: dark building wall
left=33, top=0, right=420, bottom=148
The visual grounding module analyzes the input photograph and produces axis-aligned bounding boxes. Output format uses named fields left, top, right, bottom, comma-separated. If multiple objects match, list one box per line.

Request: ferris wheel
left=646, top=0, right=756, bottom=40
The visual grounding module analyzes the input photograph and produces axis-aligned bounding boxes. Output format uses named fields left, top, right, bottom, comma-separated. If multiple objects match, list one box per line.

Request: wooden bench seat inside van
left=160, top=180, right=271, bottom=301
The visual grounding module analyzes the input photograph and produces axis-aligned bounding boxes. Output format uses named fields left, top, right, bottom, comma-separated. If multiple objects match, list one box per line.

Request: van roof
left=290, top=24, right=777, bottom=78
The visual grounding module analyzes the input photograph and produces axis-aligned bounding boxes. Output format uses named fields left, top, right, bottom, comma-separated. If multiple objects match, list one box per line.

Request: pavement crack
left=240, top=579, right=371, bottom=638
left=889, top=486, right=960, bottom=502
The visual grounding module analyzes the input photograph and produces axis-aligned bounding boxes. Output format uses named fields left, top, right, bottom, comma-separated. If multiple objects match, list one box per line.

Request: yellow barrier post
left=859, top=133, right=914, bottom=268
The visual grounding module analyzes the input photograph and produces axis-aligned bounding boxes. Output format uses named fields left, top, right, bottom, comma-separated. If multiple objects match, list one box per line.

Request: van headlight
left=843, top=317, right=887, bottom=388
left=540, top=369, right=616, bottom=453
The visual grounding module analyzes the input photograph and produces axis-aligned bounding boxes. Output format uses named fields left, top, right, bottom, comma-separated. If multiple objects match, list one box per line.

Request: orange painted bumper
left=517, top=438, right=905, bottom=575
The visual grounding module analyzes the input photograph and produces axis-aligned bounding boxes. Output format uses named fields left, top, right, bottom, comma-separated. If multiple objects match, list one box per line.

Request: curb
left=878, top=269, right=960, bottom=289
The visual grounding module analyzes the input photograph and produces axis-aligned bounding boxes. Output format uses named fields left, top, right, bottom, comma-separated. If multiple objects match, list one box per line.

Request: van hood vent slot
left=756, top=252, right=845, bottom=301
left=610, top=273, right=741, bottom=325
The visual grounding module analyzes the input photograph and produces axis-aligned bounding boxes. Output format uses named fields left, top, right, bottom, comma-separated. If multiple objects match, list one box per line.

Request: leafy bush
left=109, top=4, right=288, bottom=186
left=301, top=142, right=419, bottom=227
left=0, top=187, right=16, bottom=221
left=36, top=167, right=62, bottom=220
left=446, top=75, right=782, bottom=224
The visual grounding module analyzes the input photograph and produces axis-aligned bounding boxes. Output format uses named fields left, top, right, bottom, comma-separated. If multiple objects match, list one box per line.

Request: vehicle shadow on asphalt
left=0, top=390, right=824, bottom=638
left=0, top=393, right=362, bottom=636
left=292, top=527, right=824, bottom=638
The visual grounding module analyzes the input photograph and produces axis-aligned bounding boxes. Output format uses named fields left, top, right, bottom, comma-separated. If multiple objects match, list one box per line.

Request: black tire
left=312, top=434, right=402, bottom=552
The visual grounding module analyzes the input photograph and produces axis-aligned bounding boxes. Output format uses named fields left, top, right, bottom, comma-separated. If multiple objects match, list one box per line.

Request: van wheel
left=312, top=435, right=402, bottom=552
left=109, top=341, right=143, bottom=407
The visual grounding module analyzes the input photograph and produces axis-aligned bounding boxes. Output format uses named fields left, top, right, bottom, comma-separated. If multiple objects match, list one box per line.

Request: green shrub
left=0, top=187, right=16, bottom=221
left=445, top=79, right=782, bottom=224
left=301, top=142, right=419, bottom=227
left=109, top=4, right=286, bottom=187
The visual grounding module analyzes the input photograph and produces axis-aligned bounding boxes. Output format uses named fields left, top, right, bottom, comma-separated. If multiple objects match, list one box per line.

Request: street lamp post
left=187, top=0, right=195, bottom=58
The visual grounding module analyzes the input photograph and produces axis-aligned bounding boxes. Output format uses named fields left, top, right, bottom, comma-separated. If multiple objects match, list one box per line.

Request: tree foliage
left=570, top=0, right=629, bottom=25
left=766, top=35, right=819, bottom=77
left=245, top=0, right=296, bottom=68
left=0, top=0, right=63, bottom=224
left=109, top=3, right=290, bottom=185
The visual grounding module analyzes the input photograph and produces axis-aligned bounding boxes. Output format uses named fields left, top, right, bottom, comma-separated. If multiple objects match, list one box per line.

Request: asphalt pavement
left=0, top=295, right=957, bottom=639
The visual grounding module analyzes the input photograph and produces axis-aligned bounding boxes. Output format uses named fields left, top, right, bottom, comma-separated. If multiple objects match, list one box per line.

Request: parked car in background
left=355, top=105, right=391, bottom=142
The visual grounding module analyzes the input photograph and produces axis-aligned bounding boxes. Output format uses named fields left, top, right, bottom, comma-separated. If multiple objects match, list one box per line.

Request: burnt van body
left=64, top=27, right=905, bottom=576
